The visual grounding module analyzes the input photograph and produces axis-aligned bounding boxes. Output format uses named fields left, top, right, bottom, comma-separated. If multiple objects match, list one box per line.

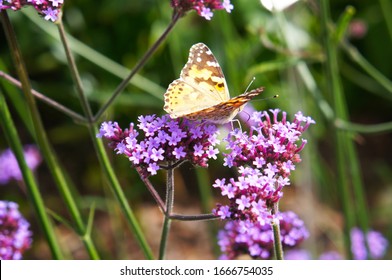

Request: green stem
left=57, top=20, right=154, bottom=259
left=1, top=10, right=99, bottom=260
left=95, top=126, right=155, bottom=259
left=271, top=203, right=284, bottom=260
left=0, top=92, right=63, bottom=259
left=159, top=167, right=175, bottom=260
left=335, top=119, right=392, bottom=133
left=93, top=11, right=181, bottom=121
left=22, top=8, right=165, bottom=101
left=195, top=168, right=220, bottom=255
left=320, top=0, right=358, bottom=259
left=342, top=41, right=392, bottom=94
left=0, top=70, right=86, bottom=123
left=169, top=213, right=217, bottom=221
left=57, top=21, right=93, bottom=122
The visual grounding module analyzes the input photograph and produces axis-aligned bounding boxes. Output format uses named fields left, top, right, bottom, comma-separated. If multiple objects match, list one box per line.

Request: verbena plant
left=0, top=1, right=390, bottom=260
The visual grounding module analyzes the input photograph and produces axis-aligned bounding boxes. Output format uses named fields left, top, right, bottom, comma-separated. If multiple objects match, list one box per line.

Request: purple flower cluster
left=0, top=0, right=64, bottom=22
left=97, top=115, right=220, bottom=178
left=0, top=201, right=32, bottom=260
left=0, top=145, right=42, bottom=185
left=171, top=0, right=233, bottom=20
left=284, top=228, right=389, bottom=260
left=351, top=227, right=389, bottom=260
left=213, top=109, right=315, bottom=224
left=218, top=211, right=309, bottom=259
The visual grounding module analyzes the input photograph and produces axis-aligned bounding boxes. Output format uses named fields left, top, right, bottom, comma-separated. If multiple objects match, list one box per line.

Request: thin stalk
left=169, top=213, right=217, bottom=221
left=1, top=10, right=99, bottom=260
left=342, top=41, right=392, bottom=94
left=271, top=203, right=283, bottom=260
left=57, top=20, right=154, bottom=259
left=347, top=135, right=370, bottom=237
left=57, top=21, right=93, bottom=122
left=195, top=168, right=220, bottom=255
left=136, top=167, right=217, bottom=221
left=93, top=11, right=181, bottom=121
left=159, top=167, right=175, bottom=259
left=320, top=0, right=356, bottom=259
left=95, top=133, right=155, bottom=259
left=335, top=119, right=392, bottom=134
left=0, top=92, right=63, bottom=259
left=22, top=8, right=165, bottom=100
left=0, top=70, right=86, bottom=123
left=136, top=167, right=165, bottom=212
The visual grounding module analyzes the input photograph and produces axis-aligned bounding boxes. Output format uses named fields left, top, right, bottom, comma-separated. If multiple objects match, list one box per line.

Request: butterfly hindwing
left=163, top=79, right=224, bottom=118
left=184, top=87, right=264, bottom=124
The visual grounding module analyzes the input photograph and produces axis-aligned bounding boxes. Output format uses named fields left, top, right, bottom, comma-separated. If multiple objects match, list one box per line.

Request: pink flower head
left=171, top=0, right=233, bottom=20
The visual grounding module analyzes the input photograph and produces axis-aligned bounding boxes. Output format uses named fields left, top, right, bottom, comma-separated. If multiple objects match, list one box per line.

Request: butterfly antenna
left=243, top=77, right=256, bottom=93
left=252, top=94, right=280, bottom=103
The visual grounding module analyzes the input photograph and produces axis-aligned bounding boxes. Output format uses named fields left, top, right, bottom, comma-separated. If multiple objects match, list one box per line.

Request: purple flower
left=42, top=8, right=58, bottom=22
left=222, top=0, right=233, bottom=13
left=98, top=115, right=220, bottom=178
left=0, top=201, right=32, bottom=260
left=217, top=211, right=308, bottom=259
left=0, top=145, right=42, bottom=185
left=213, top=110, right=314, bottom=224
left=351, top=227, right=388, bottom=260
left=0, top=0, right=64, bottom=22
left=171, top=0, right=233, bottom=20
left=285, top=249, right=312, bottom=260
left=319, top=251, right=343, bottom=260
left=49, top=0, right=63, bottom=7
left=200, top=7, right=213, bottom=20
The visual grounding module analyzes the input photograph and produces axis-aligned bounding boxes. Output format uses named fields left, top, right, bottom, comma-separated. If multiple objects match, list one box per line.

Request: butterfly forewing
left=163, top=43, right=264, bottom=123
left=180, top=43, right=230, bottom=102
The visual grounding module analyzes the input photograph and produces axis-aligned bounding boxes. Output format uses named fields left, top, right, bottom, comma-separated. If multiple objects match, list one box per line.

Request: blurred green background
left=0, top=0, right=391, bottom=259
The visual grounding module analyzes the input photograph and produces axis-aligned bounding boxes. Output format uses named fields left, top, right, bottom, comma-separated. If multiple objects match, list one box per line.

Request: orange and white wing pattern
left=163, top=43, right=263, bottom=124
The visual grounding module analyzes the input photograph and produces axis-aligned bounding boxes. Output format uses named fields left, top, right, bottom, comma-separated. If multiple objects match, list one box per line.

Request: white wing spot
left=207, top=61, right=218, bottom=67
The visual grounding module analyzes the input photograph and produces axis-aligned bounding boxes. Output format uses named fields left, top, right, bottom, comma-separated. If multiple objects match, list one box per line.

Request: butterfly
left=163, top=43, right=264, bottom=124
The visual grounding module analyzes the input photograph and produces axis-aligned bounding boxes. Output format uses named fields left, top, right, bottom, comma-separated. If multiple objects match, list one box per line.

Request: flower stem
left=57, top=20, right=93, bottom=122
left=0, top=70, right=86, bottom=123
left=57, top=19, right=154, bottom=260
left=93, top=11, right=181, bottom=121
left=0, top=91, right=63, bottom=259
left=335, top=119, right=392, bottom=134
left=159, top=167, right=175, bottom=259
left=271, top=203, right=284, bottom=260
left=169, top=213, right=217, bottom=221
left=1, top=10, right=101, bottom=260
left=341, top=41, right=392, bottom=94
left=319, top=0, right=369, bottom=259
left=136, top=167, right=166, bottom=212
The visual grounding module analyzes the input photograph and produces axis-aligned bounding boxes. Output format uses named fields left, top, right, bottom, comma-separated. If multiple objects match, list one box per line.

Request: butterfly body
left=163, top=43, right=263, bottom=124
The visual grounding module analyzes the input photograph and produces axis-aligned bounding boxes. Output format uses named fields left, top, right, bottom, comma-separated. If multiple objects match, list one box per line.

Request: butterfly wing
left=164, top=43, right=230, bottom=118
left=184, top=87, right=264, bottom=124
